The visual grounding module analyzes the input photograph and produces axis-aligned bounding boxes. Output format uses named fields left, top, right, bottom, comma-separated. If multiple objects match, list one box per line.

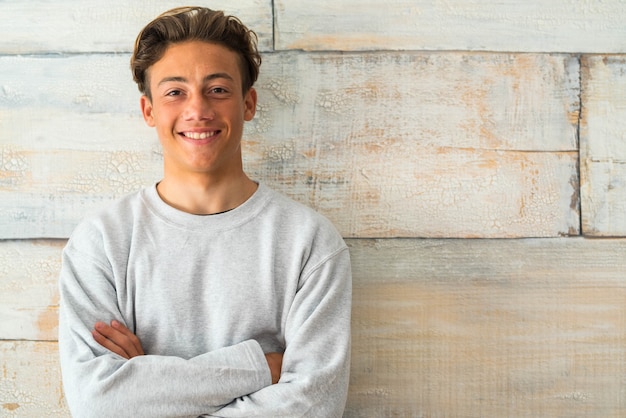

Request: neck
left=156, top=171, right=258, bottom=215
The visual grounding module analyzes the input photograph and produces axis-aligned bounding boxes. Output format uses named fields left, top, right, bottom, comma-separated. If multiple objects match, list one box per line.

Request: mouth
left=180, top=130, right=219, bottom=140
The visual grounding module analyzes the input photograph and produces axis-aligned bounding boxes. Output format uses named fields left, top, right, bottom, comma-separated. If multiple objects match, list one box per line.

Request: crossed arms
left=58, top=230, right=352, bottom=418
left=92, top=320, right=284, bottom=384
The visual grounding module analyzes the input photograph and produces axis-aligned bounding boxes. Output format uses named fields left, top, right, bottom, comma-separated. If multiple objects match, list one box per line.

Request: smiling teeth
left=184, top=131, right=215, bottom=139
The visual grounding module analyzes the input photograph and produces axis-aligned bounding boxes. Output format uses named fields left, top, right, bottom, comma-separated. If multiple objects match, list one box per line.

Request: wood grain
left=0, top=53, right=580, bottom=238
left=581, top=56, right=626, bottom=237
left=275, top=0, right=626, bottom=53
left=0, top=0, right=274, bottom=54
left=347, top=238, right=626, bottom=417
left=0, top=240, right=64, bottom=341
left=0, top=341, right=67, bottom=417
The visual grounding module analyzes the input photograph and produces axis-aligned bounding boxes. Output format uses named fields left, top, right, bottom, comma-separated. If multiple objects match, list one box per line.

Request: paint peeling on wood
left=580, top=56, right=626, bottom=237
left=0, top=341, right=68, bottom=417
left=346, top=238, right=626, bottom=417
left=0, top=240, right=64, bottom=341
left=246, top=53, right=580, bottom=237
left=0, top=147, right=29, bottom=187
left=3, top=403, right=20, bottom=412
left=255, top=53, right=580, bottom=151
left=0, top=0, right=274, bottom=54
left=275, top=0, right=626, bottom=53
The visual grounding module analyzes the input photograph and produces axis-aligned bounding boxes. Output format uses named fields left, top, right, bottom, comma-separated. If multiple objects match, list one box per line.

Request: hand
left=264, top=352, right=283, bottom=384
left=92, top=320, right=145, bottom=359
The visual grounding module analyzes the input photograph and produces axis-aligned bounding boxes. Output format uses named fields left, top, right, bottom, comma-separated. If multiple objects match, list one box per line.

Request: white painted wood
left=250, top=148, right=579, bottom=238
left=0, top=341, right=68, bottom=417
left=0, top=53, right=580, bottom=239
left=581, top=56, right=626, bottom=237
left=346, top=237, right=626, bottom=417
left=276, top=0, right=626, bottom=53
left=0, top=0, right=274, bottom=54
left=0, top=240, right=64, bottom=341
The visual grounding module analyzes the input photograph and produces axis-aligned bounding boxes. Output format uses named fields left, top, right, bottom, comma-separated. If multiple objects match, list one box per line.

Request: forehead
left=149, top=41, right=243, bottom=85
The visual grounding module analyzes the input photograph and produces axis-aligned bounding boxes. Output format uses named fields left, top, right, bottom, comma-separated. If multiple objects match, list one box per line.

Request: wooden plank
left=0, top=0, right=274, bottom=54
left=0, top=53, right=163, bottom=238
left=0, top=341, right=68, bottom=417
left=581, top=56, right=626, bottom=237
left=252, top=149, right=579, bottom=238
left=0, top=240, right=64, bottom=341
left=346, top=238, right=626, bottom=417
left=2, top=238, right=626, bottom=417
left=276, top=0, right=626, bottom=53
left=0, top=53, right=579, bottom=239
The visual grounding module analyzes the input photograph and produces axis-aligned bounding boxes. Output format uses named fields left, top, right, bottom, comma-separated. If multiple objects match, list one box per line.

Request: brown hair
left=131, top=6, right=261, bottom=99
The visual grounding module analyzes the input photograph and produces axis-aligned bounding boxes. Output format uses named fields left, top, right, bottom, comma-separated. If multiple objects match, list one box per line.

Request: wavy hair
left=131, top=7, right=261, bottom=99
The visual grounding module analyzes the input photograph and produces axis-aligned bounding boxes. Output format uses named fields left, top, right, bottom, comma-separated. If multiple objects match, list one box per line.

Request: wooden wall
left=1, top=1, right=625, bottom=416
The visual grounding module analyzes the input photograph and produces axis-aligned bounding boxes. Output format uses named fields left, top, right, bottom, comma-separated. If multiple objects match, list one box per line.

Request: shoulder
left=264, top=185, right=341, bottom=229
left=258, top=184, right=348, bottom=253
left=258, top=186, right=351, bottom=286
left=65, top=187, right=148, bottom=256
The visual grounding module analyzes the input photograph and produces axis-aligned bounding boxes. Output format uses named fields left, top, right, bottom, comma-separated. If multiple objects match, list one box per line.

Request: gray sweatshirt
left=58, top=183, right=352, bottom=417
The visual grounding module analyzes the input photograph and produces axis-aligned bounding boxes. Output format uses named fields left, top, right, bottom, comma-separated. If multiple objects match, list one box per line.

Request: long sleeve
left=58, top=184, right=352, bottom=417
left=58, top=240, right=272, bottom=418
left=207, top=246, right=352, bottom=418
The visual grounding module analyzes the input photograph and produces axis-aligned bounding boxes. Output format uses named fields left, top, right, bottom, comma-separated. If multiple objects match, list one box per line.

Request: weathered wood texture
left=5, top=0, right=625, bottom=55
left=347, top=238, right=626, bottom=417
left=2, top=238, right=626, bottom=417
left=275, top=0, right=626, bottom=53
left=581, top=56, right=626, bottom=237
left=0, top=53, right=580, bottom=239
left=0, top=0, right=274, bottom=54
left=0, top=241, right=64, bottom=341
left=0, top=341, right=66, bottom=417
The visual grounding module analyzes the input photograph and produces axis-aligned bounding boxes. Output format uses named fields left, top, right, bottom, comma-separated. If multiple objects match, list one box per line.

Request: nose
left=184, top=93, right=214, bottom=121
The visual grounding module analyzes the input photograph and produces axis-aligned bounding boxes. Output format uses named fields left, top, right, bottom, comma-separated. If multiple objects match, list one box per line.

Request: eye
left=209, top=87, right=228, bottom=94
left=166, top=89, right=183, bottom=97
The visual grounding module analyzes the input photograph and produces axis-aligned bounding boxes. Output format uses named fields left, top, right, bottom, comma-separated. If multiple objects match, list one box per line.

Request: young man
left=58, top=7, right=352, bottom=417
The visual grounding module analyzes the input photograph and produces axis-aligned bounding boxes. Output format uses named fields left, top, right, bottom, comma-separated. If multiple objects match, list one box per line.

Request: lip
left=178, top=129, right=221, bottom=144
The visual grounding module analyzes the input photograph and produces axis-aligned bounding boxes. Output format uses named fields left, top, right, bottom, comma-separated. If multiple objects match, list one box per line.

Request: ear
left=140, top=95, right=156, bottom=127
left=243, top=88, right=257, bottom=122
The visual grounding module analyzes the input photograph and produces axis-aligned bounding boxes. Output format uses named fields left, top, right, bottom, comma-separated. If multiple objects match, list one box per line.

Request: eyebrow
left=157, top=73, right=235, bottom=87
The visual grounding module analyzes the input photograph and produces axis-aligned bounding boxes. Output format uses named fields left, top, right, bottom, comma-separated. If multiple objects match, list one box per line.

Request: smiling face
left=140, top=40, right=257, bottom=181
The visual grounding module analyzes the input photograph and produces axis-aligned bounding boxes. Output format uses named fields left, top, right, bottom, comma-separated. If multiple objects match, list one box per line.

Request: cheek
left=152, top=109, right=178, bottom=131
